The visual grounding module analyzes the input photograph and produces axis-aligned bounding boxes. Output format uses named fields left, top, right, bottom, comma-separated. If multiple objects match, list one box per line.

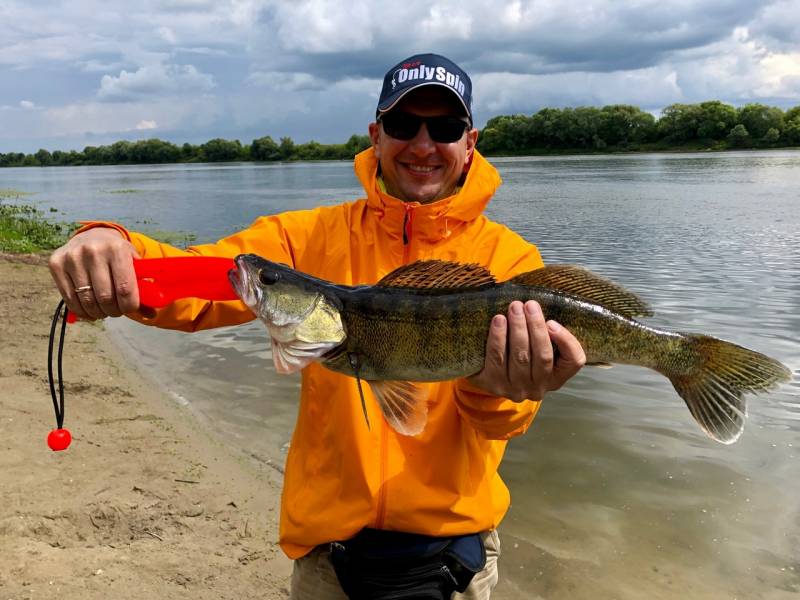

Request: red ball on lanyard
left=47, top=428, right=72, bottom=451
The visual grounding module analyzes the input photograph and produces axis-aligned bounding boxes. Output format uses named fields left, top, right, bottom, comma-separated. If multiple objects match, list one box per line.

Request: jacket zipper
left=374, top=419, right=390, bottom=529
left=402, top=204, right=414, bottom=264
left=376, top=203, right=415, bottom=528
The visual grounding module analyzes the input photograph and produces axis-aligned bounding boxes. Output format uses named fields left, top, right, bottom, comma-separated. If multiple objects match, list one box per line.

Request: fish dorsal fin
left=367, top=380, right=428, bottom=436
left=377, top=260, right=496, bottom=292
left=509, top=265, right=654, bottom=318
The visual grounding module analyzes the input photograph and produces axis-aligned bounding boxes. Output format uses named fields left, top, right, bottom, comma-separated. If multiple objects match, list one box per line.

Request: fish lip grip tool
left=50, top=256, right=238, bottom=450
left=133, top=256, right=238, bottom=308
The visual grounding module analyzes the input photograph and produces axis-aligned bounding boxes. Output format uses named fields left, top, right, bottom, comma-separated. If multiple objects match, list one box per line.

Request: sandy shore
left=0, top=255, right=292, bottom=599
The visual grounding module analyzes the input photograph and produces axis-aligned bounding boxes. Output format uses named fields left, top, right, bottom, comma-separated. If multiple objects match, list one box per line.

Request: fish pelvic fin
left=509, top=265, right=654, bottom=318
left=367, top=380, right=428, bottom=436
left=377, top=260, right=496, bottom=292
left=667, top=334, right=791, bottom=444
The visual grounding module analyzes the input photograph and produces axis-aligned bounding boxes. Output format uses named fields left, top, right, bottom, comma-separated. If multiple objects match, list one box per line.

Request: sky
left=1, top=0, right=799, bottom=153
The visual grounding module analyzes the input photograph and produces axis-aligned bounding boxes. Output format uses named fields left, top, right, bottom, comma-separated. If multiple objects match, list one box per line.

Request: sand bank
left=0, top=255, right=291, bottom=599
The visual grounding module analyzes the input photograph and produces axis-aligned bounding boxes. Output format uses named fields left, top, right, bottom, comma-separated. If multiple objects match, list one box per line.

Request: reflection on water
left=7, top=151, right=799, bottom=599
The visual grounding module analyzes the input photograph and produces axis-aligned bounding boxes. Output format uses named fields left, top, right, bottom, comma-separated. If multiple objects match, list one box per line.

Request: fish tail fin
left=666, top=334, right=791, bottom=444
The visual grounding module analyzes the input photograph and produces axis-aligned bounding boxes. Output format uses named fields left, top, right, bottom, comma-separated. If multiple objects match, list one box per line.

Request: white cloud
left=246, top=71, right=326, bottom=91
left=157, top=27, right=178, bottom=45
left=2, top=0, right=800, bottom=153
left=136, top=119, right=158, bottom=130
left=97, top=63, right=215, bottom=101
left=270, top=0, right=373, bottom=53
left=19, top=100, right=36, bottom=109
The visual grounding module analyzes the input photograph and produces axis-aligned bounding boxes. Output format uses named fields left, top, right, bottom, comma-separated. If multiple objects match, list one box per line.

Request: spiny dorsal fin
left=377, top=260, right=497, bottom=291
left=509, top=265, right=654, bottom=318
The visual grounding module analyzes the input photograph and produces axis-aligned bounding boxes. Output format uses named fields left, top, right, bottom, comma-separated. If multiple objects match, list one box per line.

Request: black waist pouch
left=329, top=528, right=486, bottom=600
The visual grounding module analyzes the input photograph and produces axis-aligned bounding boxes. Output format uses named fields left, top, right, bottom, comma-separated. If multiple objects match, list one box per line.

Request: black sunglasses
left=379, top=111, right=470, bottom=143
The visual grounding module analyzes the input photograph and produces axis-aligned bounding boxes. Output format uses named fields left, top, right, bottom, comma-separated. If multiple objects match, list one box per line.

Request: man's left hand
left=467, top=300, right=586, bottom=401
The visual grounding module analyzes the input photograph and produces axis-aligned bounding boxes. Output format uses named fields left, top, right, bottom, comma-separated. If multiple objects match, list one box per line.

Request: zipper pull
left=402, top=204, right=414, bottom=245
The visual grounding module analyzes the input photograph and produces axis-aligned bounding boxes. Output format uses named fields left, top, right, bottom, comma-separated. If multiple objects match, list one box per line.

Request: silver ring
left=74, top=285, right=93, bottom=293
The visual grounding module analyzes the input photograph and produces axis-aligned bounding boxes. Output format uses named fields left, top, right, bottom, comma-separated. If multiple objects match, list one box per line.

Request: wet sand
left=0, top=255, right=291, bottom=599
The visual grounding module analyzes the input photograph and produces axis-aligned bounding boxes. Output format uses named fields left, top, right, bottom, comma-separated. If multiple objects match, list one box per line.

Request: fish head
left=229, top=254, right=346, bottom=373
left=230, top=254, right=321, bottom=327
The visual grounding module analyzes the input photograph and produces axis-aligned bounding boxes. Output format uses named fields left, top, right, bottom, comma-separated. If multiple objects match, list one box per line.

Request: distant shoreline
left=3, top=101, right=798, bottom=166
left=2, top=143, right=799, bottom=169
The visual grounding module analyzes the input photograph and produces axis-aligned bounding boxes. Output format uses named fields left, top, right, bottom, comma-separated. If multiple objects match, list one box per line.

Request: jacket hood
left=353, top=147, right=502, bottom=243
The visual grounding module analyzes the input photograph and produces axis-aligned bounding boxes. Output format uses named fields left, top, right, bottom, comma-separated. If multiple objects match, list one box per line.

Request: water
left=4, top=151, right=799, bottom=598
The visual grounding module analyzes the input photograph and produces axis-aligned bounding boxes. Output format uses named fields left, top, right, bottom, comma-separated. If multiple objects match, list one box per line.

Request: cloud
left=2, top=0, right=800, bottom=153
left=97, top=63, right=215, bottom=102
left=246, top=71, right=327, bottom=91
left=136, top=119, right=158, bottom=130
left=19, top=100, right=36, bottom=109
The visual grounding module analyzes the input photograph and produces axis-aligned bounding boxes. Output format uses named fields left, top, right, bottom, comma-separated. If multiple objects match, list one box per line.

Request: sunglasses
left=379, top=111, right=470, bottom=143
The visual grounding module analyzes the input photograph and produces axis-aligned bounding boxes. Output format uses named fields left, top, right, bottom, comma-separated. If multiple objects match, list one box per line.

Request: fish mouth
left=229, top=255, right=258, bottom=310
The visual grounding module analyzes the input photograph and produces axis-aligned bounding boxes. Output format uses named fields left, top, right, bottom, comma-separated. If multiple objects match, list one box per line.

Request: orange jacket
left=78, top=148, right=544, bottom=558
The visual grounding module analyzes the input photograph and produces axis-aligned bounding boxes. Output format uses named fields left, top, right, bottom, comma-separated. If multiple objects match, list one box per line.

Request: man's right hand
left=48, top=228, right=141, bottom=320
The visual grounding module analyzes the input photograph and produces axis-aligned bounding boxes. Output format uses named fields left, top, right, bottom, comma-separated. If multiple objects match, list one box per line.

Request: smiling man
left=48, top=53, right=585, bottom=599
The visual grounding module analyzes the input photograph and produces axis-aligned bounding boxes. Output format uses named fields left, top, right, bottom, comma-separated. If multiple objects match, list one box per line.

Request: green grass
left=0, top=202, right=75, bottom=253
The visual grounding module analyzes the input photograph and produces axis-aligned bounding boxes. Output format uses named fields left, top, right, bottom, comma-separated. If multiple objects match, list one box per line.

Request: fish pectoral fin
left=509, top=265, right=654, bottom=318
left=271, top=337, right=340, bottom=374
left=586, top=361, right=614, bottom=369
left=376, top=260, right=496, bottom=292
left=367, top=380, right=428, bottom=436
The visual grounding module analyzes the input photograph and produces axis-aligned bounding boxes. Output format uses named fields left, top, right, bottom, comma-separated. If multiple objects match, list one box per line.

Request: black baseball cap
left=376, top=53, right=473, bottom=124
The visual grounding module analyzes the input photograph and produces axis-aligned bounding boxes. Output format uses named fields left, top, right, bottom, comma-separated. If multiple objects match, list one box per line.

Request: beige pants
left=290, top=529, right=501, bottom=600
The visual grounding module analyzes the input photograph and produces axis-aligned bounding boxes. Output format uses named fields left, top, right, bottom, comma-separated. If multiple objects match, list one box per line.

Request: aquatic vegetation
left=0, top=203, right=74, bottom=253
left=0, top=189, right=34, bottom=199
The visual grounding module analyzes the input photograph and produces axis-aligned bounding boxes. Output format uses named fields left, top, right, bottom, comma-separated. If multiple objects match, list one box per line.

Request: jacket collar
left=353, top=147, right=502, bottom=243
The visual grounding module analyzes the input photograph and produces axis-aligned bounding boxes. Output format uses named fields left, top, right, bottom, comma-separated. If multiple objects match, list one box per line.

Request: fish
left=228, top=254, right=791, bottom=444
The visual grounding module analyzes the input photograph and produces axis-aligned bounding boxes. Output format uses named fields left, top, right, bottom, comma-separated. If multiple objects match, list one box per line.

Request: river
left=3, top=150, right=799, bottom=599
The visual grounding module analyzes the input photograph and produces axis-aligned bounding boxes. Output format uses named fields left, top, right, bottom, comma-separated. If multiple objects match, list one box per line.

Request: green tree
left=279, top=137, right=296, bottom=160
left=251, top=135, right=281, bottom=161
left=696, top=101, right=737, bottom=141
left=736, top=104, right=784, bottom=140
left=727, top=124, right=751, bottom=147
left=658, top=103, right=703, bottom=142
left=201, top=138, right=244, bottom=162
left=34, top=148, right=52, bottom=166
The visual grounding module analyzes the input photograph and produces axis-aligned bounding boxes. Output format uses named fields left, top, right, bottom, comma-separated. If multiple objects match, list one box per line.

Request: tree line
left=1, top=101, right=799, bottom=167
left=0, top=134, right=372, bottom=167
left=477, top=101, right=800, bottom=154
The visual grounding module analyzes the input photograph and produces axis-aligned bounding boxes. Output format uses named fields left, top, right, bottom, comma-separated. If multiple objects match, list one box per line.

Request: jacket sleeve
left=73, top=209, right=322, bottom=332
left=452, top=225, right=547, bottom=440
left=453, top=379, right=542, bottom=440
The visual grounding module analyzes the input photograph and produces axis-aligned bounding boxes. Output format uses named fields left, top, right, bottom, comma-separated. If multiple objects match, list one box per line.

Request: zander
left=229, top=254, right=791, bottom=444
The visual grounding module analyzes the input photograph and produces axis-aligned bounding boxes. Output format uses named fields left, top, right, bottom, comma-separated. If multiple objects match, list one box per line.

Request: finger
left=49, top=251, right=89, bottom=320
left=507, top=301, right=533, bottom=398
left=64, top=254, right=105, bottom=320
left=546, top=320, right=586, bottom=390
left=526, top=301, right=554, bottom=388
left=110, top=245, right=140, bottom=314
left=87, top=256, right=123, bottom=318
left=470, top=314, right=508, bottom=389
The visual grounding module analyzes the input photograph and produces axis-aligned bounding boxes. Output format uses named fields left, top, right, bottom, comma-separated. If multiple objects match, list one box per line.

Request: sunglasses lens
left=427, top=118, right=468, bottom=143
left=381, top=113, right=421, bottom=141
left=381, top=113, right=468, bottom=143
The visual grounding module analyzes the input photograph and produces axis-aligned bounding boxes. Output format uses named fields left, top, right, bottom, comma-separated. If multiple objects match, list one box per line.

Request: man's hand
left=467, top=300, right=586, bottom=401
left=48, top=228, right=140, bottom=320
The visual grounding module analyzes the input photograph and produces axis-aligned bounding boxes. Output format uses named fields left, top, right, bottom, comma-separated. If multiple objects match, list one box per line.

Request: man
left=49, top=53, right=585, bottom=598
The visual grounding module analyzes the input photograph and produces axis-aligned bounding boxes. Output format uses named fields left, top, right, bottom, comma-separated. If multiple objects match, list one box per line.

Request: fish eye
left=259, top=269, right=280, bottom=285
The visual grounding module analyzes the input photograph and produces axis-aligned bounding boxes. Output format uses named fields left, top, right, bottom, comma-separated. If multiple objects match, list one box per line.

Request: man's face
left=368, top=87, right=478, bottom=204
